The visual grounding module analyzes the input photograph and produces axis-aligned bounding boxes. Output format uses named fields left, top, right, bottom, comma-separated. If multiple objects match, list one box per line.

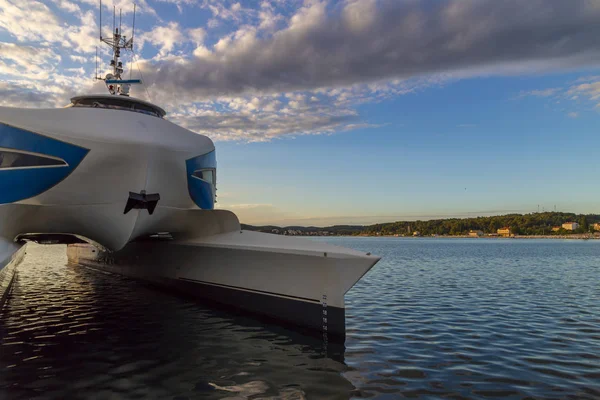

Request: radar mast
left=96, top=1, right=140, bottom=96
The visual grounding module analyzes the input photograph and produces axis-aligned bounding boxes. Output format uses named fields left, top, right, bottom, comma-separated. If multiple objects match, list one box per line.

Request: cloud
left=78, top=0, right=157, bottom=17
left=568, top=80, right=600, bottom=104
left=145, top=0, right=600, bottom=100
left=51, top=0, right=81, bottom=14
left=68, top=10, right=99, bottom=53
left=2, top=0, right=600, bottom=143
left=188, top=27, right=206, bottom=45
left=154, top=0, right=195, bottom=14
left=257, top=2, right=284, bottom=31
left=518, top=88, right=559, bottom=98
left=168, top=94, right=362, bottom=142
left=140, top=21, right=184, bottom=56
left=0, top=0, right=98, bottom=53
left=0, top=81, right=58, bottom=108
left=70, top=54, right=89, bottom=63
left=0, top=42, right=61, bottom=80
left=524, top=76, right=600, bottom=114
left=0, top=0, right=64, bottom=43
left=202, top=0, right=250, bottom=25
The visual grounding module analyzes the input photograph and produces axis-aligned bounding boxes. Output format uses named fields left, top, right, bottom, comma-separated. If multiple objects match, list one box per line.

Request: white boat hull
left=0, top=102, right=381, bottom=339
left=0, top=238, right=26, bottom=308
left=67, top=231, right=379, bottom=339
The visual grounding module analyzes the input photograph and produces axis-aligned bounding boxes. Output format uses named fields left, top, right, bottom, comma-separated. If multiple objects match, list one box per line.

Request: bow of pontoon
left=67, top=229, right=380, bottom=340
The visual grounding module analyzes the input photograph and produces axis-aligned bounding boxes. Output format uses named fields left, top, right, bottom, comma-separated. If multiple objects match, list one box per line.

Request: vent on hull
left=0, top=148, right=67, bottom=169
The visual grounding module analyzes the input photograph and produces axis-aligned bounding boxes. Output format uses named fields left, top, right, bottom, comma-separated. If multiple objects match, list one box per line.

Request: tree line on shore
left=242, top=212, right=600, bottom=236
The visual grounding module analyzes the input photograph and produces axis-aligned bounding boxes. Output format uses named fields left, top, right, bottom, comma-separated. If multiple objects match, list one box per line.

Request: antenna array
left=95, top=1, right=140, bottom=96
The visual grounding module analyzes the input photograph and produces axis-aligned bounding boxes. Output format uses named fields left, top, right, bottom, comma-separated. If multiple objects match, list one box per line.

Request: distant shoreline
left=353, top=234, right=598, bottom=240
left=243, top=212, right=600, bottom=238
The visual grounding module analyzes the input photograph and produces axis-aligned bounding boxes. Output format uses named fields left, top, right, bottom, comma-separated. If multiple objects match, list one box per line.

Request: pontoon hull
left=0, top=239, right=26, bottom=309
left=67, top=231, right=380, bottom=340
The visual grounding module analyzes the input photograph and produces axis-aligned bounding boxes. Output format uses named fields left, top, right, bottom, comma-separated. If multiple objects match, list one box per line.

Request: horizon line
left=241, top=209, right=593, bottom=228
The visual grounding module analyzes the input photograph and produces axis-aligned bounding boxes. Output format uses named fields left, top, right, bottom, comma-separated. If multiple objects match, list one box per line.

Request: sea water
left=1, top=238, right=599, bottom=399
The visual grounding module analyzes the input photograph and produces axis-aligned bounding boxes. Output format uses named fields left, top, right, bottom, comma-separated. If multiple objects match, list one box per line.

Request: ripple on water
left=333, top=237, right=600, bottom=399
left=0, top=244, right=352, bottom=399
left=1, top=239, right=600, bottom=399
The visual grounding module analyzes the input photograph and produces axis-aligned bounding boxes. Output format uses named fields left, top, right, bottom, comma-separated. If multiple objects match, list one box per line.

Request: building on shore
left=593, top=223, right=600, bottom=231
left=562, top=222, right=579, bottom=231
left=497, top=227, right=511, bottom=237
left=551, top=226, right=561, bottom=232
left=469, top=230, right=484, bottom=237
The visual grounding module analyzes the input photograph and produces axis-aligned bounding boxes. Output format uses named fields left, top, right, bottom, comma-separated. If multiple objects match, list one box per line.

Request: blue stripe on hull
left=0, top=123, right=89, bottom=204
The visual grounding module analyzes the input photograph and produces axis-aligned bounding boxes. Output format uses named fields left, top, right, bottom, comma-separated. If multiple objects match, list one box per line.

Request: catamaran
left=0, top=9, right=380, bottom=340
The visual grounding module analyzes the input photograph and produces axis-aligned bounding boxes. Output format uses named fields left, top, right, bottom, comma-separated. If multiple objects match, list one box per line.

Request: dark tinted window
left=193, top=169, right=215, bottom=184
left=133, top=103, right=161, bottom=116
left=0, top=150, right=66, bottom=169
left=192, top=169, right=217, bottom=201
left=72, top=97, right=161, bottom=117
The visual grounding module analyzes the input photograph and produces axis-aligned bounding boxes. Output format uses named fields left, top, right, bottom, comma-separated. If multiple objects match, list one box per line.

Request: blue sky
left=1, top=0, right=600, bottom=225
left=218, top=72, right=600, bottom=225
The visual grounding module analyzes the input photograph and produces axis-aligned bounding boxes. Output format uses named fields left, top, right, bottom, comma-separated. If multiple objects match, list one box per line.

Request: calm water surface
left=1, top=238, right=599, bottom=399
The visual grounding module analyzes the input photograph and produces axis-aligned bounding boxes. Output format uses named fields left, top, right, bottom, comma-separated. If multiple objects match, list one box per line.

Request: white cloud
left=517, top=76, right=600, bottom=116
left=51, top=0, right=81, bottom=14
left=70, top=54, right=89, bottom=63
left=154, top=0, right=195, bottom=13
left=258, top=7, right=283, bottom=31
left=0, top=0, right=64, bottom=43
left=518, top=88, right=559, bottom=98
left=202, top=0, right=248, bottom=22
left=188, top=27, right=206, bottom=45
left=568, top=81, right=600, bottom=102
left=169, top=95, right=361, bottom=142
left=140, top=22, right=184, bottom=56
left=68, top=10, right=98, bottom=53
left=0, top=42, right=60, bottom=80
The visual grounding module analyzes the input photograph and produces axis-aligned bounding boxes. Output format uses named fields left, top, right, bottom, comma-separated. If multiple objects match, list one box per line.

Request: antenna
left=97, top=1, right=142, bottom=96
left=131, top=4, right=136, bottom=50
left=99, top=0, right=102, bottom=39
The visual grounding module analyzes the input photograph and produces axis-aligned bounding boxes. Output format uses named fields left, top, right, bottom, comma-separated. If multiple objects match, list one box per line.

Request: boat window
left=193, top=169, right=215, bottom=185
left=71, top=97, right=162, bottom=118
left=0, top=149, right=67, bottom=169
left=193, top=169, right=217, bottom=200
left=132, top=102, right=161, bottom=116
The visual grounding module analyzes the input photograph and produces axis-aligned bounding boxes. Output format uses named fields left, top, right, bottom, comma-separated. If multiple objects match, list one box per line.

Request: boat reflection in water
left=0, top=244, right=356, bottom=399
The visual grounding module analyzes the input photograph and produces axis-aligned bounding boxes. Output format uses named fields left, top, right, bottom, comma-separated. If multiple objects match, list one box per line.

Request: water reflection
left=3, top=239, right=600, bottom=399
left=0, top=244, right=354, bottom=399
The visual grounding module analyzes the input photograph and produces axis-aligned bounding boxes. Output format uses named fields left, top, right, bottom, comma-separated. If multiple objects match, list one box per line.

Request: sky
left=1, top=0, right=600, bottom=226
